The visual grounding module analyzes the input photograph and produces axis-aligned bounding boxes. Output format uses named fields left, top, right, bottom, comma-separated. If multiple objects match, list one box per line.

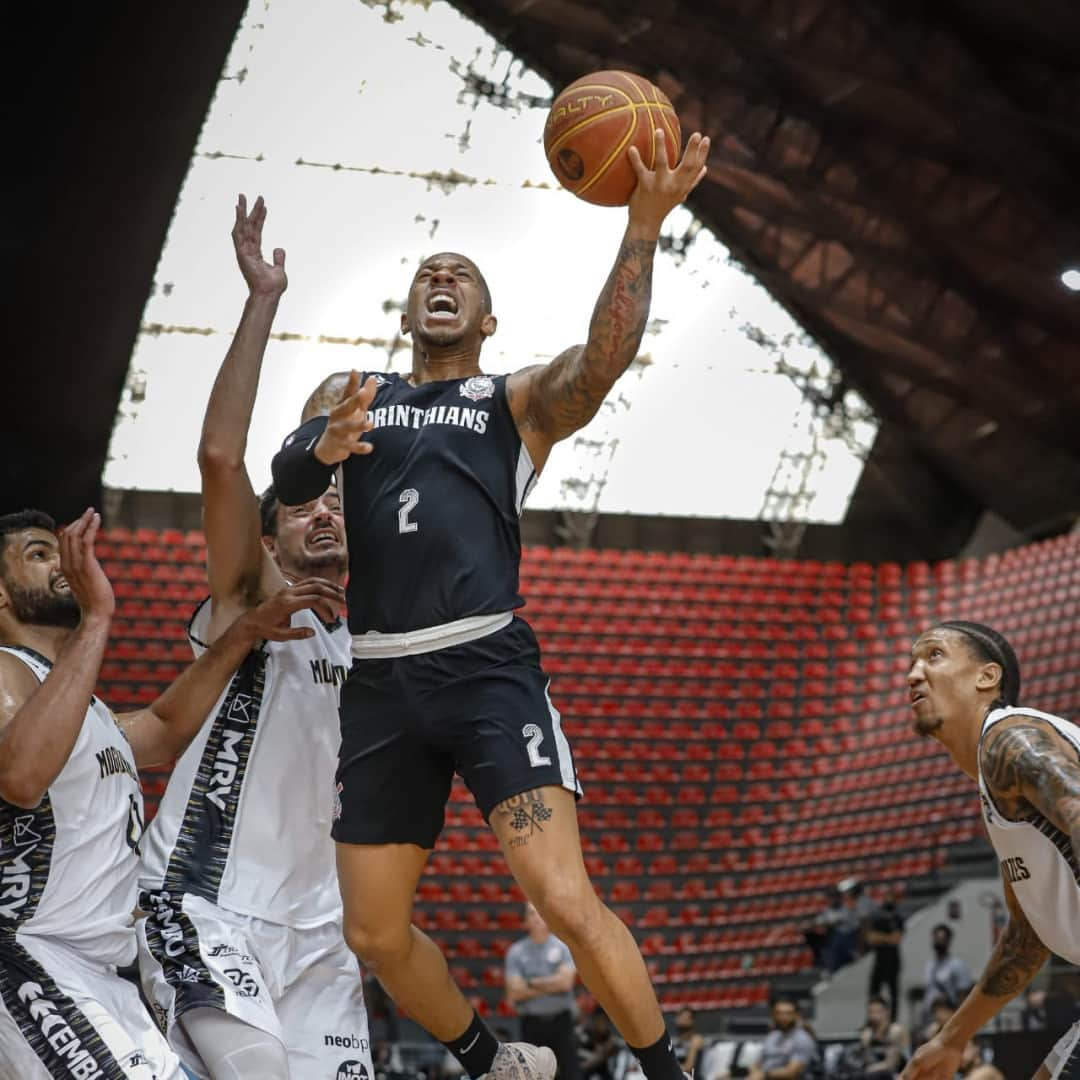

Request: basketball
left=544, top=70, right=681, bottom=207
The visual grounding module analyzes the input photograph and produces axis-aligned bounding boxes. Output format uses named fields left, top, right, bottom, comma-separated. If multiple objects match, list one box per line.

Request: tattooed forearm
left=980, top=910, right=1049, bottom=997
left=528, top=235, right=656, bottom=440
left=492, top=788, right=555, bottom=850
left=981, top=722, right=1080, bottom=844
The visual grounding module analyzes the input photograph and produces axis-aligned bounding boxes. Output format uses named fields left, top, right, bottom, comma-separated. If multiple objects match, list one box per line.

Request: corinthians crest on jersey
left=459, top=375, right=495, bottom=401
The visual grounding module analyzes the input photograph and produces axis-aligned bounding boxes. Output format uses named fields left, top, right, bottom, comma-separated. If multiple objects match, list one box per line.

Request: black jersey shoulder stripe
left=161, top=650, right=267, bottom=902
left=0, top=937, right=128, bottom=1078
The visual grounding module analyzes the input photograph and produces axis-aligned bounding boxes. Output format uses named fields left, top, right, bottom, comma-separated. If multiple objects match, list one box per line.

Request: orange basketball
left=544, top=70, right=681, bottom=207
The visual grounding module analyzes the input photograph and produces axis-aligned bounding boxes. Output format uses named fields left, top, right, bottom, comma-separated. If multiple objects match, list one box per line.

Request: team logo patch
left=337, top=1062, right=369, bottom=1080
left=459, top=375, right=495, bottom=401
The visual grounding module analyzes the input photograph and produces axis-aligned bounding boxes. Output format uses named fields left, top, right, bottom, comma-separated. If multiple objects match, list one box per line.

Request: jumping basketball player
left=0, top=507, right=334, bottom=1079
left=902, top=620, right=1080, bottom=1080
left=136, top=196, right=372, bottom=1079
left=271, top=129, right=711, bottom=1080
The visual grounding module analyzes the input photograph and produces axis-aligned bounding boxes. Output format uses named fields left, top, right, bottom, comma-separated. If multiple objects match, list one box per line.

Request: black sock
left=629, top=1031, right=684, bottom=1080
left=443, top=1011, right=500, bottom=1079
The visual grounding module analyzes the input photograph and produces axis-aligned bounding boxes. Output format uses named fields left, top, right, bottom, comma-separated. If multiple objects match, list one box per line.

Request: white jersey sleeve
left=978, top=705, right=1080, bottom=966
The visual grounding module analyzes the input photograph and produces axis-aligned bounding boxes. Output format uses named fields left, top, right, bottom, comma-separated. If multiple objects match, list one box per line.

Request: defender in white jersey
left=0, top=508, right=333, bottom=1080
left=137, top=194, right=370, bottom=1080
left=902, top=620, right=1080, bottom=1080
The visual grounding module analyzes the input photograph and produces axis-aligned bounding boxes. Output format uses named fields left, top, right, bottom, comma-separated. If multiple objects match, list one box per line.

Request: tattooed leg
left=490, top=786, right=666, bottom=1047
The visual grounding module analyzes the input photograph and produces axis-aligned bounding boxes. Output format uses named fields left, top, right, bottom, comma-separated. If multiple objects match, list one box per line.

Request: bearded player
left=137, top=196, right=370, bottom=1080
left=0, top=507, right=335, bottom=1078
left=903, top=620, right=1080, bottom=1080
left=272, top=129, right=711, bottom=1080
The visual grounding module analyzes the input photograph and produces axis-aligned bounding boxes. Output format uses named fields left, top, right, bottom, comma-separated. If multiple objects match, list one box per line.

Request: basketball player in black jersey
left=273, top=127, right=711, bottom=1080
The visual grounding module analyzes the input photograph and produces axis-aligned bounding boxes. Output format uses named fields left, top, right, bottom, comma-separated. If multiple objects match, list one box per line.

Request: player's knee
left=531, top=880, right=603, bottom=949
left=343, top=917, right=412, bottom=973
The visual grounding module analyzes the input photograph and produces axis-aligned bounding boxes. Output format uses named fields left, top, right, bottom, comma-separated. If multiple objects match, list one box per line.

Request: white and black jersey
left=978, top=705, right=1080, bottom=966
left=0, top=646, right=143, bottom=966
left=139, top=601, right=351, bottom=929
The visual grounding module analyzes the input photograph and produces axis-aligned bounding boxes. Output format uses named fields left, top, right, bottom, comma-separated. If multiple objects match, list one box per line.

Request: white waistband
left=351, top=611, right=513, bottom=659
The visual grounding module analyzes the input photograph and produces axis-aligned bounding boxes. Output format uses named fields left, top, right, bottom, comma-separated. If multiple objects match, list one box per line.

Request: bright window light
left=107, top=0, right=876, bottom=523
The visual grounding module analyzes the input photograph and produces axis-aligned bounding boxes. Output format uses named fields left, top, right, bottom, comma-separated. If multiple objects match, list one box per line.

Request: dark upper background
left=6, top=0, right=1078, bottom=561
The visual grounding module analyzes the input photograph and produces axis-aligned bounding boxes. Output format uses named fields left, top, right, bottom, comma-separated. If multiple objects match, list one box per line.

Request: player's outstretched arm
left=981, top=716, right=1080, bottom=857
left=508, top=129, right=710, bottom=463
left=900, top=875, right=1048, bottom=1080
left=198, top=194, right=289, bottom=639
left=120, top=579, right=343, bottom=768
left=271, top=370, right=378, bottom=506
left=0, top=511, right=113, bottom=807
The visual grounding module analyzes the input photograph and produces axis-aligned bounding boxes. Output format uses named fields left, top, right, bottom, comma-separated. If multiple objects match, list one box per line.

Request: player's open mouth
left=425, top=291, right=459, bottom=317
left=53, top=577, right=70, bottom=592
left=910, top=691, right=926, bottom=707
left=308, top=529, right=339, bottom=548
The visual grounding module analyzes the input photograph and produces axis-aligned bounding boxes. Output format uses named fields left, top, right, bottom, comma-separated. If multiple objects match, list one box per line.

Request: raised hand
left=626, top=129, right=711, bottom=236
left=232, top=193, right=287, bottom=298
left=314, top=370, right=380, bottom=465
left=235, top=579, right=346, bottom=643
left=58, top=509, right=115, bottom=623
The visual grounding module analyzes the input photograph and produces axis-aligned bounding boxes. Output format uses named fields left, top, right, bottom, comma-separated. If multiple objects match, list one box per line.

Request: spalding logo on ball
left=544, top=70, right=682, bottom=207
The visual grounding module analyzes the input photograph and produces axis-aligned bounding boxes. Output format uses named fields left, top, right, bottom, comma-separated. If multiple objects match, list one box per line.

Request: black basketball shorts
left=333, top=616, right=582, bottom=849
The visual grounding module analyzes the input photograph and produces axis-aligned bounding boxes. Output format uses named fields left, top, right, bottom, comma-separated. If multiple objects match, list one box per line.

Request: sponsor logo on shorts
left=17, top=981, right=106, bottom=1079
left=326, top=1034, right=370, bottom=1050
left=145, top=890, right=186, bottom=959
left=123, top=1050, right=147, bottom=1069
left=207, top=943, right=255, bottom=964
left=179, top=965, right=203, bottom=984
left=337, top=1061, right=370, bottom=1080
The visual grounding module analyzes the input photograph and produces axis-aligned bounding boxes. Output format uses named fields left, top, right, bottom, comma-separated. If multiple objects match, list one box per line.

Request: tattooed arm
left=507, top=130, right=710, bottom=472
left=981, top=718, right=1080, bottom=855
left=901, top=875, right=1049, bottom=1079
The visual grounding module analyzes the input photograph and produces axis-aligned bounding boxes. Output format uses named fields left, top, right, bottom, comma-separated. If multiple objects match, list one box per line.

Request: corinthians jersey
left=272, top=372, right=537, bottom=636
left=0, top=647, right=144, bottom=966
left=139, top=601, right=350, bottom=928
left=978, top=705, right=1080, bottom=965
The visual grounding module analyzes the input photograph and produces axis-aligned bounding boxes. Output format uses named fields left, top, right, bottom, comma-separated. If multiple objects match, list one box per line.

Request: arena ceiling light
left=1061, top=268, right=1080, bottom=291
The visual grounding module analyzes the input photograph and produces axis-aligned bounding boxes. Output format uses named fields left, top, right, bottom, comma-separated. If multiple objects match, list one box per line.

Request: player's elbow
left=197, top=438, right=245, bottom=475
left=0, top=765, right=46, bottom=809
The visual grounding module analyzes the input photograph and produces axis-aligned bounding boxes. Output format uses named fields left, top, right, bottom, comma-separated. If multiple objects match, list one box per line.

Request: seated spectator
left=578, top=1007, right=620, bottom=1080
left=747, top=996, right=819, bottom=1080
left=853, top=996, right=908, bottom=1077
left=672, top=1007, right=707, bottom=1075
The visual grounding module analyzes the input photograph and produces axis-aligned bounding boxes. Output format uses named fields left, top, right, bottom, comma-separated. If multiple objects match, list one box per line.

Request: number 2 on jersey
left=398, top=488, right=419, bottom=534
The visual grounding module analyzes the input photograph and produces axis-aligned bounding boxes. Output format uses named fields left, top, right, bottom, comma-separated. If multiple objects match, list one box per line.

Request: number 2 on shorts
left=398, top=488, right=419, bottom=534
left=523, top=723, right=552, bottom=767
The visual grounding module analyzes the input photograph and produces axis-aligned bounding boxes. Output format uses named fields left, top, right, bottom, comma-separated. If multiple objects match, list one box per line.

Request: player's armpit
left=980, top=719, right=1080, bottom=842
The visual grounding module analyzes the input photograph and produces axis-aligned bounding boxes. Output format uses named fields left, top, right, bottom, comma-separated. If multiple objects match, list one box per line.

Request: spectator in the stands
left=1020, top=986, right=1048, bottom=1030
left=505, top=903, right=581, bottom=1080
left=670, top=1007, right=706, bottom=1075
left=746, top=996, right=819, bottom=1080
left=918, top=924, right=974, bottom=1027
left=854, top=996, right=908, bottom=1077
left=866, top=885, right=905, bottom=1019
left=578, top=1007, right=620, bottom=1080
left=824, top=888, right=862, bottom=973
